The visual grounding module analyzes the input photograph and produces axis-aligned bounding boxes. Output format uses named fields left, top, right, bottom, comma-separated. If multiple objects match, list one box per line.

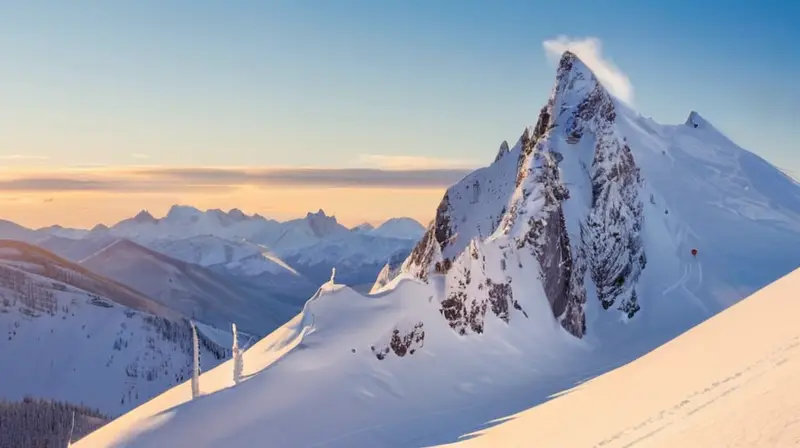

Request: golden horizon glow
left=0, top=187, right=441, bottom=229
left=0, top=164, right=469, bottom=229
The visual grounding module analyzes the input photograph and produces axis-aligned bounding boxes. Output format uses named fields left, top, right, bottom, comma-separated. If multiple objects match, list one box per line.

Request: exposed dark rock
left=494, top=140, right=510, bottom=163
left=487, top=280, right=514, bottom=323
left=372, top=322, right=425, bottom=360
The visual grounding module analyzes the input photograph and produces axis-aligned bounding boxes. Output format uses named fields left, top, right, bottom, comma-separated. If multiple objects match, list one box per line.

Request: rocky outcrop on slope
left=370, top=321, right=425, bottom=360
left=494, top=140, right=511, bottom=163
left=439, top=240, right=527, bottom=335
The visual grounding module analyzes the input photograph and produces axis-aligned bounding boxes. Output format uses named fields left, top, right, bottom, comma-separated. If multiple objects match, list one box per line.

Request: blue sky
left=0, top=1, right=797, bottom=227
left=1, top=1, right=797, bottom=171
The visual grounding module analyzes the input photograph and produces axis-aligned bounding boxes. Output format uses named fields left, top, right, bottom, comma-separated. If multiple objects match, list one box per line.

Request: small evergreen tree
left=67, top=410, right=75, bottom=447
left=191, top=321, right=200, bottom=399
left=232, top=323, right=243, bottom=384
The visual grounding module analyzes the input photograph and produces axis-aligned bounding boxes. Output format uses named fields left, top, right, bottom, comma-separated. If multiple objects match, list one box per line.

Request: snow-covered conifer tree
left=191, top=321, right=200, bottom=399
left=232, top=323, right=243, bottom=384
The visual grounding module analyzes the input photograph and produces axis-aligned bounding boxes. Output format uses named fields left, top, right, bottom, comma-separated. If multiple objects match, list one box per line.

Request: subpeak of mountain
left=685, top=110, right=710, bottom=129
left=494, top=140, right=510, bottom=163
left=132, top=209, right=157, bottom=224
left=165, top=204, right=203, bottom=222
left=90, top=223, right=110, bottom=233
left=227, top=208, right=249, bottom=222
left=371, top=218, right=426, bottom=241
left=304, top=209, right=347, bottom=238
left=351, top=222, right=375, bottom=233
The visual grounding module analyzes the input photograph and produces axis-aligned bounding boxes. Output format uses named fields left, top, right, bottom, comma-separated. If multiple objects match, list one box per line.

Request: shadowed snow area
left=447, top=268, right=800, bottom=447
left=76, top=53, right=800, bottom=448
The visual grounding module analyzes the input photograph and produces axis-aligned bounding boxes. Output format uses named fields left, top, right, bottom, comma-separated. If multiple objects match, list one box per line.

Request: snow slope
left=79, top=239, right=310, bottom=336
left=143, top=234, right=306, bottom=279
left=63, top=52, right=800, bottom=447
left=77, top=268, right=800, bottom=447
left=280, top=233, right=416, bottom=286
left=0, top=241, right=231, bottom=417
left=445, top=267, right=800, bottom=447
left=369, top=218, right=426, bottom=241
left=37, top=232, right=119, bottom=263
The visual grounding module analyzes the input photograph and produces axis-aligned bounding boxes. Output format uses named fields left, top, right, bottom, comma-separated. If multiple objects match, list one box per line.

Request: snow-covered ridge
left=143, top=234, right=304, bottom=278
left=0, top=241, right=233, bottom=417
left=78, top=238, right=310, bottom=336
left=0, top=239, right=176, bottom=318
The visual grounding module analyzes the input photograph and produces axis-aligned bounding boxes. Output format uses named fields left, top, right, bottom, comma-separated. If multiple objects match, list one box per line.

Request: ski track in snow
left=662, top=260, right=706, bottom=312
left=595, top=334, right=800, bottom=448
left=662, top=264, right=691, bottom=296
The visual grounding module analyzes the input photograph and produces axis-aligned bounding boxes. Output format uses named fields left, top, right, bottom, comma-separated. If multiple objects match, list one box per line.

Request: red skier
left=691, top=248, right=698, bottom=258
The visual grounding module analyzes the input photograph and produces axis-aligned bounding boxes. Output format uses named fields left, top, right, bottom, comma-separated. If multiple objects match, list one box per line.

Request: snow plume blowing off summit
left=543, top=36, right=634, bottom=105
left=76, top=51, right=800, bottom=448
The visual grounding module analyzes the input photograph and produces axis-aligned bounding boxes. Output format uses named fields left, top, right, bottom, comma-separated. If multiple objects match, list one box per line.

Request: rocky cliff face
left=402, top=50, right=646, bottom=339
left=555, top=52, right=646, bottom=319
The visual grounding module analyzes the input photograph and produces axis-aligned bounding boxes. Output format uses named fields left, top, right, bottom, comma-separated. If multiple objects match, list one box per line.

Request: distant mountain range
left=2, top=207, right=426, bottom=287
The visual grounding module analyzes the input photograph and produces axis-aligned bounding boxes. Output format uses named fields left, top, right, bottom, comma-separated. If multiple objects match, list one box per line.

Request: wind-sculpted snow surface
left=445, top=268, right=800, bottom=447
left=76, top=52, right=800, bottom=447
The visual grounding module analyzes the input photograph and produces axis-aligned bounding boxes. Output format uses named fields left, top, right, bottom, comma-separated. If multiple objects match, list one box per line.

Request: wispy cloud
left=0, top=166, right=472, bottom=193
left=130, top=153, right=150, bottom=160
left=355, top=154, right=479, bottom=170
left=0, top=154, right=50, bottom=161
left=542, top=36, right=634, bottom=105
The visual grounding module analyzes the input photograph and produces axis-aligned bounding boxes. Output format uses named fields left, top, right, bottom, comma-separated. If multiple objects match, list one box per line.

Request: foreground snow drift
left=76, top=278, right=587, bottom=447
left=446, top=267, right=800, bottom=447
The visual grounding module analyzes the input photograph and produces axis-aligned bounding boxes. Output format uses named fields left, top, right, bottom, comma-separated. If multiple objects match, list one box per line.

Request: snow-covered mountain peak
left=372, top=218, right=425, bottom=241
left=304, top=209, right=347, bottom=238
left=165, top=204, right=203, bottom=222
left=401, top=47, right=800, bottom=342
left=685, top=110, right=713, bottom=130
left=132, top=210, right=157, bottom=224
left=306, top=209, right=330, bottom=220
left=352, top=222, right=375, bottom=233
left=400, top=48, right=635, bottom=338
left=90, top=223, right=109, bottom=233
left=227, top=208, right=249, bottom=222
